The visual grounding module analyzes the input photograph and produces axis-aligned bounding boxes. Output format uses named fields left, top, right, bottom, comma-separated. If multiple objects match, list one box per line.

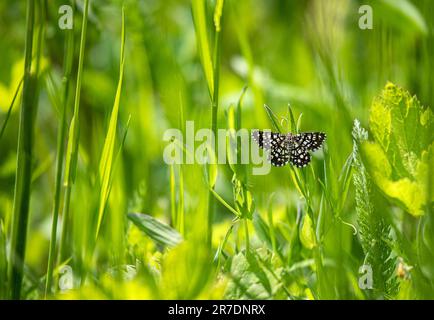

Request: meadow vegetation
left=0, top=0, right=433, bottom=299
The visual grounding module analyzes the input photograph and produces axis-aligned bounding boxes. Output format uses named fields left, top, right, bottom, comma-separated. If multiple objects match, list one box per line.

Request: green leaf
left=300, top=213, right=316, bottom=249
left=95, top=8, right=126, bottom=238
left=232, top=176, right=254, bottom=219
left=213, top=0, right=224, bottom=32
left=263, top=104, right=282, bottom=133
left=226, top=87, right=249, bottom=181
left=204, top=143, right=218, bottom=188
left=191, top=0, right=214, bottom=96
left=363, top=83, right=433, bottom=216
left=252, top=214, right=272, bottom=249
left=287, top=103, right=298, bottom=133
left=225, top=249, right=284, bottom=299
left=226, top=105, right=239, bottom=174
left=352, top=119, right=398, bottom=298
left=127, top=213, right=183, bottom=248
left=0, top=77, right=23, bottom=142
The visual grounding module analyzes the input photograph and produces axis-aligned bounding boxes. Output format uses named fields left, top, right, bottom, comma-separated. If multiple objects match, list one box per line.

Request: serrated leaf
left=364, top=83, right=433, bottom=216
left=362, top=142, right=428, bottom=216
left=225, top=249, right=284, bottom=299
left=352, top=119, right=398, bottom=298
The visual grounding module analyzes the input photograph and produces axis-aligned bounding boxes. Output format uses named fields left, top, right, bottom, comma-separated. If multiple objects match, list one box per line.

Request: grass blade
left=0, top=78, right=23, bottom=142
left=59, top=0, right=90, bottom=262
left=8, top=0, right=37, bottom=299
left=192, top=0, right=225, bottom=247
left=95, top=6, right=126, bottom=239
left=128, top=213, right=182, bottom=248
left=0, top=220, right=7, bottom=299
left=263, top=104, right=282, bottom=133
left=170, top=164, right=177, bottom=228
left=44, top=13, right=75, bottom=297
left=191, top=0, right=214, bottom=97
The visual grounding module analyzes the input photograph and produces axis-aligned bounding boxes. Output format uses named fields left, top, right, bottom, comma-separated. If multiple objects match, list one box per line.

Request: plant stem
left=170, top=164, right=177, bottom=228
left=0, top=78, right=23, bottom=142
left=207, top=7, right=222, bottom=247
left=244, top=219, right=250, bottom=253
left=59, top=0, right=90, bottom=265
left=177, top=93, right=185, bottom=235
left=45, top=16, right=75, bottom=297
left=8, top=0, right=37, bottom=300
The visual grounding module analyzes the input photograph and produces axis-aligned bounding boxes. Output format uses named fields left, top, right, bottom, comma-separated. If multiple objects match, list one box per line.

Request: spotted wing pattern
left=293, top=132, right=326, bottom=151
left=269, top=144, right=290, bottom=167
left=252, top=130, right=290, bottom=167
left=289, top=145, right=311, bottom=168
left=252, top=130, right=286, bottom=150
left=252, top=130, right=326, bottom=168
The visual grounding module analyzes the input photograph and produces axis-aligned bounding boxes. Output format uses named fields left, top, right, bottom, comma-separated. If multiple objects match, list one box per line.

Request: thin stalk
left=170, top=164, right=177, bottom=228
left=0, top=220, right=7, bottom=299
left=289, top=158, right=326, bottom=298
left=95, top=5, right=126, bottom=240
left=267, top=201, right=277, bottom=255
left=59, top=0, right=90, bottom=263
left=244, top=219, right=250, bottom=253
left=208, top=187, right=239, bottom=216
left=0, top=78, right=23, bottom=142
left=177, top=165, right=185, bottom=235
left=8, top=0, right=37, bottom=300
left=58, top=182, right=71, bottom=262
left=177, top=92, right=185, bottom=235
left=216, top=223, right=234, bottom=270
left=45, top=15, right=75, bottom=297
left=207, top=5, right=222, bottom=247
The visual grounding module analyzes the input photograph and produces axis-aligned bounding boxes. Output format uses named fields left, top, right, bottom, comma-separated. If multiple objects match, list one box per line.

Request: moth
left=252, top=130, right=326, bottom=168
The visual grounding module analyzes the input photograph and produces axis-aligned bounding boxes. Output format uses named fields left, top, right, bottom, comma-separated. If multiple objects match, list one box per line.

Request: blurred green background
left=0, top=0, right=433, bottom=299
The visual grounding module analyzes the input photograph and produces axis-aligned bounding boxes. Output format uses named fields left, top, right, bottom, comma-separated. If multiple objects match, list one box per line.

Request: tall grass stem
left=45, top=14, right=75, bottom=297
left=58, top=0, right=90, bottom=264
left=8, top=0, right=37, bottom=299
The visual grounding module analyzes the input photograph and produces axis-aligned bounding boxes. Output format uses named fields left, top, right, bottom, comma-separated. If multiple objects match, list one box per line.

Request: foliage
left=353, top=119, right=398, bottom=298
left=362, top=83, right=433, bottom=216
left=0, top=0, right=433, bottom=300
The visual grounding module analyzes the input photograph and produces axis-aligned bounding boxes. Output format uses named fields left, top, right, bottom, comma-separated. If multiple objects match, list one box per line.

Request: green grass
left=0, top=78, right=23, bottom=142
left=192, top=0, right=224, bottom=247
left=8, top=0, right=39, bottom=300
left=44, top=1, right=75, bottom=298
left=96, top=5, right=126, bottom=240
left=57, top=0, right=90, bottom=284
left=0, top=0, right=433, bottom=300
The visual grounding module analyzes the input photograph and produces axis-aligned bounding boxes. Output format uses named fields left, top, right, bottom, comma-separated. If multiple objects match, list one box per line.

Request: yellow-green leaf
left=364, top=83, right=434, bottom=216
left=300, top=214, right=316, bottom=249
left=95, top=8, right=126, bottom=238
left=191, top=0, right=214, bottom=96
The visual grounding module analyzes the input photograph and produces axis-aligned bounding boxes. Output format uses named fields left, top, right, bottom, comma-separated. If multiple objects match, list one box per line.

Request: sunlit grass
left=44, top=1, right=76, bottom=298
left=8, top=0, right=39, bottom=300
left=0, top=0, right=433, bottom=300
